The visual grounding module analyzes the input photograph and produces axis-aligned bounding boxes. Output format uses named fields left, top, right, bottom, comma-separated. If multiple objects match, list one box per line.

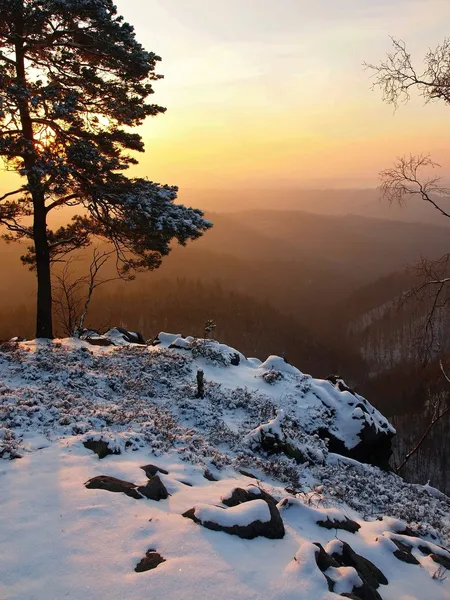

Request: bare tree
left=365, top=37, right=450, bottom=108
left=53, top=248, right=117, bottom=337
left=396, top=358, right=450, bottom=474
left=366, top=38, right=450, bottom=361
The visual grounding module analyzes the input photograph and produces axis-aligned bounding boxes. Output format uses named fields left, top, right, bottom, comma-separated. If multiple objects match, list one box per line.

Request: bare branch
left=380, top=154, right=450, bottom=218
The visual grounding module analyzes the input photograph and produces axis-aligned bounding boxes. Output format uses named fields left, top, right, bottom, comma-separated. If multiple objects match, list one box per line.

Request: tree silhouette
left=0, top=0, right=211, bottom=338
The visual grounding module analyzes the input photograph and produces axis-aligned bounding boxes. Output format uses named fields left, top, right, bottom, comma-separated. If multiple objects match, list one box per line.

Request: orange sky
left=114, top=0, right=450, bottom=190
left=1, top=0, right=450, bottom=198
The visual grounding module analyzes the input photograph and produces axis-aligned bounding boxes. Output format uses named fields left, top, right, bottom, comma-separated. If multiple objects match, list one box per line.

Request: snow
left=193, top=499, right=272, bottom=526
left=0, top=334, right=449, bottom=600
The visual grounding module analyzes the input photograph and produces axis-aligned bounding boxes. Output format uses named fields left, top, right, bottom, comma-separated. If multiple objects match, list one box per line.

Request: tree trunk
left=34, top=200, right=53, bottom=338
left=14, top=3, right=53, bottom=338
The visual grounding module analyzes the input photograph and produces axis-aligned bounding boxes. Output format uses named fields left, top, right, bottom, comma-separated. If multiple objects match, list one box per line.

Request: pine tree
left=0, top=0, right=211, bottom=338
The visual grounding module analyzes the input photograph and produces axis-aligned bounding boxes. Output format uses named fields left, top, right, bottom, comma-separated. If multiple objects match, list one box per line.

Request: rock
left=85, top=475, right=142, bottom=500
left=316, top=541, right=385, bottom=600
left=203, top=469, right=218, bottom=481
left=137, top=475, right=169, bottom=501
left=326, top=375, right=356, bottom=395
left=331, top=541, right=388, bottom=588
left=390, top=539, right=420, bottom=565
left=430, top=553, right=450, bottom=570
left=312, top=543, right=340, bottom=592
left=317, top=425, right=394, bottom=472
left=182, top=500, right=285, bottom=540
left=221, top=487, right=277, bottom=508
left=313, top=543, right=340, bottom=571
left=84, top=336, right=113, bottom=347
left=317, top=516, right=361, bottom=534
left=104, top=327, right=146, bottom=345
left=140, top=464, right=169, bottom=477
left=135, top=550, right=166, bottom=573
left=83, top=438, right=120, bottom=459
left=230, top=352, right=240, bottom=366
left=238, top=469, right=258, bottom=479
left=114, top=327, right=146, bottom=345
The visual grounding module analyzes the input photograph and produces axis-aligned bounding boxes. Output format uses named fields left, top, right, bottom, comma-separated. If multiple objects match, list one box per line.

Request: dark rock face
left=314, top=541, right=387, bottom=600
left=84, top=336, right=113, bottom=347
left=83, top=438, right=120, bottom=459
left=183, top=486, right=285, bottom=540
left=317, top=516, right=361, bottom=534
left=203, top=469, right=218, bottom=482
left=221, top=487, right=277, bottom=508
left=317, top=425, right=394, bottom=472
left=430, top=553, right=450, bottom=570
left=111, top=327, right=146, bottom=345
left=135, top=550, right=166, bottom=573
left=331, top=541, right=388, bottom=588
left=257, top=429, right=309, bottom=464
left=230, top=353, right=240, bottom=366
left=418, top=543, right=450, bottom=570
left=238, top=469, right=258, bottom=479
left=390, top=539, right=420, bottom=565
left=140, top=464, right=169, bottom=477
left=182, top=503, right=285, bottom=540
left=326, top=375, right=356, bottom=395
left=137, top=475, right=169, bottom=501
left=85, top=475, right=142, bottom=500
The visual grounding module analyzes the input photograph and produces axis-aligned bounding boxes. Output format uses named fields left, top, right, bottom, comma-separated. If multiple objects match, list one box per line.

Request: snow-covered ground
left=0, top=333, right=449, bottom=600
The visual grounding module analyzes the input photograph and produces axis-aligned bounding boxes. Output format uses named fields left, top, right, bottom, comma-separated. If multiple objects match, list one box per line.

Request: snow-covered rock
left=0, top=334, right=448, bottom=600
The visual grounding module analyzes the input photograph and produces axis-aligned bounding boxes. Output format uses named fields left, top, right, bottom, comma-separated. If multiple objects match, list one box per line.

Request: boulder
left=183, top=506, right=284, bottom=540
left=85, top=475, right=142, bottom=500
left=140, top=464, right=169, bottom=477
left=317, top=516, right=360, bottom=534
left=314, top=542, right=385, bottom=600
left=390, top=539, right=420, bottom=565
left=330, top=541, right=388, bottom=588
left=183, top=492, right=285, bottom=540
left=137, top=475, right=169, bottom=501
left=135, top=550, right=166, bottom=573
left=83, top=438, right=120, bottom=459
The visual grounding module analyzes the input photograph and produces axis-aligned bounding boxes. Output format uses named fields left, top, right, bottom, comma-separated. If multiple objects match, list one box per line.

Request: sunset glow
left=108, top=0, right=450, bottom=192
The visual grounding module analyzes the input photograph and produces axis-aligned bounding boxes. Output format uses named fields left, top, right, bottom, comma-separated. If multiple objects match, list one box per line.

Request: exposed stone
left=238, top=469, right=258, bottom=479
left=331, top=541, right=388, bottom=588
left=84, top=475, right=142, bottom=500
left=140, top=464, right=169, bottom=477
left=317, top=425, right=394, bottom=472
left=430, top=552, right=450, bottom=571
left=135, top=549, right=166, bottom=573
left=230, top=353, right=240, bottom=366
left=83, top=438, right=120, bottom=459
left=203, top=469, right=218, bottom=482
left=221, top=487, right=277, bottom=508
left=317, top=516, right=360, bottom=534
left=84, top=336, right=113, bottom=347
left=182, top=500, right=285, bottom=540
left=137, top=475, right=169, bottom=501
left=390, top=539, right=420, bottom=565
left=313, top=542, right=340, bottom=571
left=314, top=540, right=387, bottom=599
left=105, top=327, right=146, bottom=345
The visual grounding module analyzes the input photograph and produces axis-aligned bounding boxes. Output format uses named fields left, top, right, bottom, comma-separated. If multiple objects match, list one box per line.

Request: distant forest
left=1, top=203, right=449, bottom=492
